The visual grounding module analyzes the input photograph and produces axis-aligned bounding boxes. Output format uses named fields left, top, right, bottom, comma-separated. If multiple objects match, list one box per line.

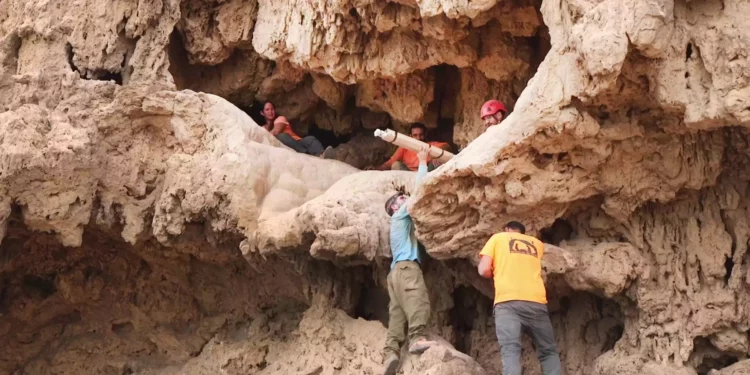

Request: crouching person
left=382, top=145, right=436, bottom=375
left=477, top=221, right=562, bottom=375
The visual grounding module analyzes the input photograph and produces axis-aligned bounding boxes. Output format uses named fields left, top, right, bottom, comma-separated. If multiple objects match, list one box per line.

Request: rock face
left=410, top=1, right=750, bottom=374
left=1, top=0, right=749, bottom=375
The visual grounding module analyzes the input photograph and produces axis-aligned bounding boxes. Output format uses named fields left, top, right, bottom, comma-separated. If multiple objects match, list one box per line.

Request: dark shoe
left=383, top=353, right=399, bottom=375
left=408, top=339, right=437, bottom=354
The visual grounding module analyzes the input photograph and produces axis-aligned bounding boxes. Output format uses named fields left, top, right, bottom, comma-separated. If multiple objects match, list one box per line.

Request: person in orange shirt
left=374, top=124, right=450, bottom=171
left=261, top=101, right=333, bottom=158
left=477, top=221, right=562, bottom=375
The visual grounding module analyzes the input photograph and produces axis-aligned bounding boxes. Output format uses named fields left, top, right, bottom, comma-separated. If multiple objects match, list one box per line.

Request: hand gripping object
left=374, top=129, right=455, bottom=164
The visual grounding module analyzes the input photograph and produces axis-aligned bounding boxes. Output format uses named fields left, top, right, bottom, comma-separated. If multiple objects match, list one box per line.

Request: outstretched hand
left=417, top=145, right=430, bottom=163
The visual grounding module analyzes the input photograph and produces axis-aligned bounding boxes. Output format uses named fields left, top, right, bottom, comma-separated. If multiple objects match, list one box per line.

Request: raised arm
left=414, top=145, right=429, bottom=185
left=401, top=145, right=431, bottom=216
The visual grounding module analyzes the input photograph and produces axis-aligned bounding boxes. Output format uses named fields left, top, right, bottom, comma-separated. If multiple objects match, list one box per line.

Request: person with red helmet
left=480, top=100, right=507, bottom=130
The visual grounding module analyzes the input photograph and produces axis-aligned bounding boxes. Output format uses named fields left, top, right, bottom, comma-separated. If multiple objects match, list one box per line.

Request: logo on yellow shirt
left=508, top=239, right=539, bottom=257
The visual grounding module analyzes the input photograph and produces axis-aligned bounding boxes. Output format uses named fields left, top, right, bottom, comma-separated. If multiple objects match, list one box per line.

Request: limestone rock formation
left=410, top=1, right=750, bottom=374
left=2, top=0, right=750, bottom=374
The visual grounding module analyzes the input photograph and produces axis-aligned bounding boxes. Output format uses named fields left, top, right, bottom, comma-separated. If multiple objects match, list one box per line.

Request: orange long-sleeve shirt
left=273, top=117, right=301, bottom=141
left=384, top=142, right=449, bottom=171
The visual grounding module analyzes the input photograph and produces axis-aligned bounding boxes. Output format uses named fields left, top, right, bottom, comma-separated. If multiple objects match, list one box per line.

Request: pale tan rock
left=356, top=71, right=435, bottom=123
left=177, top=0, right=256, bottom=65
left=709, top=329, right=749, bottom=354
left=257, top=60, right=307, bottom=99
left=143, top=91, right=357, bottom=244
left=313, top=106, right=353, bottom=136
left=252, top=0, right=479, bottom=84
left=358, top=108, right=392, bottom=130
left=409, top=1, right=750, bottom=374
left=0, top=85, right=357, bottom=247
left=150, top=301, right=487, bottom=375
left=709, top=360, right=750, bottom=375
left=311, top=73, right=350, bottom=111
left=417, top=0, right=498, bottom=19
left=472, top=3, right=542, bottom=36
left=564, top=240, right=643, bottom=297
left=475, top=22, right=533, bottom=81
left=3, top=0, right=750, bottom=375
left=252, top=170, right=417, bottom=263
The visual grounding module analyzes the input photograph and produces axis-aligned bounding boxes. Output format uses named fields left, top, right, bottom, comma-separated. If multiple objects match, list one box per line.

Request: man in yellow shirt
left=477, top=221, right=561, bottom=375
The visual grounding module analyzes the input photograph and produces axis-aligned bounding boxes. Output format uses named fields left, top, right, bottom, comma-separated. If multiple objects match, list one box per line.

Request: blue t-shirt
left=390, top=163, right=428, bottom=269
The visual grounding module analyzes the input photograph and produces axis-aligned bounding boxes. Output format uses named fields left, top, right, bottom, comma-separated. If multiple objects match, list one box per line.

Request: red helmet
left=481, top=100, right=507, bottom=118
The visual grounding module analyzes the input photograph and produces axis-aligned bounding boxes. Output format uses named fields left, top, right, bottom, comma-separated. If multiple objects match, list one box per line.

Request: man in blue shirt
left=382, top=145, right=436, bottom=375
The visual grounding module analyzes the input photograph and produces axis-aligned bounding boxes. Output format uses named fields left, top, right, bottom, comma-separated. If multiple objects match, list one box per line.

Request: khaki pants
left=383, top=261, right=431, bottom=357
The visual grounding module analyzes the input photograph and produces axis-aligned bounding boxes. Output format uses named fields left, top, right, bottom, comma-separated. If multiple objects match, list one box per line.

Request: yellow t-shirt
left=479, top=232, right=547, bottom=305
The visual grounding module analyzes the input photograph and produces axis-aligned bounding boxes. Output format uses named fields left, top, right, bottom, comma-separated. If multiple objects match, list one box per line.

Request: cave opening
left=161, top=13, right=551, bottom=169
left=448, top=285, right=485, bottom=353
left=351, top=265, right=389, bottom=325
left=697, top=353, right=740, bottom=374
left=65, top=42, right=124, bottom=85
left=723, top=254, right=734, bottom=286
left=307, top=123, right=352, bottom=148
left=21, top=274, right=57, bottom=299
left=690, top=336, right=740, bottom=375
left=540, top=218, right=575, bottom=245
left=167, top=28, right=190, bottom=91
left=427, top=64, right=462, bottom=152
left=594, top=294, right=625, bottom=352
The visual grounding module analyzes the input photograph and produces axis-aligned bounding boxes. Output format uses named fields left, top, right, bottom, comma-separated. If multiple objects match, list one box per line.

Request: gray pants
left=494, top=301, right=561, bottom=375
left=276, top=133, right=324, bottom=156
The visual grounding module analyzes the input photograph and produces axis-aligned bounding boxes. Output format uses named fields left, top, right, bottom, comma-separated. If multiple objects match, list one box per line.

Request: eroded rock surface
left=411, top=0, right=750, bottom=373
left=2, top=0, right=750, bottom=374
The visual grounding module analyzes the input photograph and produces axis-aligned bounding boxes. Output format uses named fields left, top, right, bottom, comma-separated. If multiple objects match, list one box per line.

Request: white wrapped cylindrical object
left=374, top=129, right=454, bottom=163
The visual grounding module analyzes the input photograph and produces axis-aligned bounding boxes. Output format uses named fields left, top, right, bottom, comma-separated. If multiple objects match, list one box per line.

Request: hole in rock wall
left=723, top=254, right=734, bottom=286
left=690, top=337, right=740, bottom=375
left=2, top=33, right=22, bottom=89
left=352, top=266, right=390, bottom=325
left=428, top=64, right=462, bottom=149
left=21, top=274, right=57, bottom=299
left=529, top=27, right=552, bottom=73
left=65, top=42, right=124, bottom=85
left=449, top=285, right=486, bottom=353
left=551, top=291, right=625, bottom=363
left=65, top=42, right=81, bottom=75
left=167, top=30, right=190, bottom=91
left=540, top=218, right=575, bottom=245
left=111, top=321, right=135, bottom=336
left=308, top=124, right=352, bottom=148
